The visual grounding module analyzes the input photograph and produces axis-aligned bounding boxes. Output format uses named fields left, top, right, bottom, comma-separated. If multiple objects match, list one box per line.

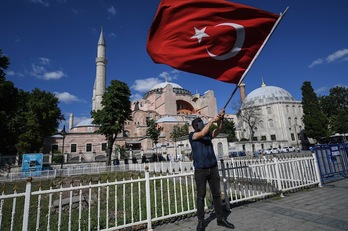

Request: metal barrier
left=313, top=143, right=348, bottom=184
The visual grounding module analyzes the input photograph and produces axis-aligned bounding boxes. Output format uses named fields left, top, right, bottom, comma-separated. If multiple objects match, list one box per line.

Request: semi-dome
left=243, top=86, right=295, bottom=107
left=150, top=82, right=183, bottom=91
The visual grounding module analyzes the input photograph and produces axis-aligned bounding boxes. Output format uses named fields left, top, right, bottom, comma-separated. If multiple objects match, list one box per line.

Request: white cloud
left=30, top=63, right=46, bottom=77
left=6, top=70, right=25, bottom=77
left=131, top=70, right=181, bottom=93
left=29, top=58, right=67, bottom=80
left=309, top=48, right=348, bottom=68
left=159, top=70, right=180, bottom=81
left=308, top=58, right=323, bottom=68
left=132, top=78, right=161, bottom=93
left=39, top=57, right=50, bottom=65
left=107, top=6, right=117, bottom=16
left=326, top=49, right=348, bottom=63
left=54, top=92, right=86, bottom=104
left=43, top=70, right=65, bottom=80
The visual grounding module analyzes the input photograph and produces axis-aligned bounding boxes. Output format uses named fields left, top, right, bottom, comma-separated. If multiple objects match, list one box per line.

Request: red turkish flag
left=147, top=0, right=279, bottom=84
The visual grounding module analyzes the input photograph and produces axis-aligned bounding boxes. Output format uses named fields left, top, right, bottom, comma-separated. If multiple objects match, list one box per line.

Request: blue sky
left=1, top=0, right=348, bottom=130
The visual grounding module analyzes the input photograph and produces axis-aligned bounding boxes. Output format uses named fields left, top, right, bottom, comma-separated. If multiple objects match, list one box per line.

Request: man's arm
left=192, top=109, right=225, bottom=140
left=211, top=117, right=223, bottom=138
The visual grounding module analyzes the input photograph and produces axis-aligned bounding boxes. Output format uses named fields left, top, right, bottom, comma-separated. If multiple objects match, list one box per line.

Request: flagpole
left=222, top=6, right=289, bottom=110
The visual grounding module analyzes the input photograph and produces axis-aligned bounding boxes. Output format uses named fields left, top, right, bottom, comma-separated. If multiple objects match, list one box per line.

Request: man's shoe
left=197, top=220, right=207, bottom=231
left=217, top=218, right=235, bottom=229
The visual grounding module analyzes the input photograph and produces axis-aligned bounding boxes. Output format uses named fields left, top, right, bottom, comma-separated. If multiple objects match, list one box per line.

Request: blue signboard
left=22, top=153, right=43, bottom=176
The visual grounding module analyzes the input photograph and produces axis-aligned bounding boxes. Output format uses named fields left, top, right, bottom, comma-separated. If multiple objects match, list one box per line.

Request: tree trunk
left=106, top=137, right=114, bottom=166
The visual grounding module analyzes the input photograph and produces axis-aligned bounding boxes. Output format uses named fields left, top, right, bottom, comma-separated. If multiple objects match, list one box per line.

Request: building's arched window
left=292, top=105, right=296, bottom=113
left=288, top=117, right=292, bottom=126
left=267, top=107, right=272, bottom=114
left=71, top=144, right=77, bottom=153
left=124, top=130, right=130, bottom=137
left=269, top=119, right=274, bottom=128
left=259, top=120, right=264, bottom=129
left=86, top=143, right=92, bottom=152
left=286, top=105, right=290, bottom=113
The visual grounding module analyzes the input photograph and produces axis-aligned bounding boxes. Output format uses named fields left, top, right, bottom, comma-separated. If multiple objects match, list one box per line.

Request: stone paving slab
left=153, top=178, right=348, bottom=231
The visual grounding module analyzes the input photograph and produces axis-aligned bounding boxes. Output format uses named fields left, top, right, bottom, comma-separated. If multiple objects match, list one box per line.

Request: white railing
left=0, top=154, right=321, bottom=231
left=2, top=161, right=194, bottom=182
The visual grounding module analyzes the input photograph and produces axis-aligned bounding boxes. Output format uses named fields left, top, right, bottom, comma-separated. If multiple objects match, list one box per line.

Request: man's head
left=192, top=118, right=204, bottom=131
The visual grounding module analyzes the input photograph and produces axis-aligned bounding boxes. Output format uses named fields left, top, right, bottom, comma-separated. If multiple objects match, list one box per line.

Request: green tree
left=301, top=81, right=329, bottom=141
left=319, top=86, right=348, bottom=134
left=220, top=118, right=237, bottom=142
left=91, top=80, right=132, bottom=165
left=17, top=88, right=64, bottom=153
left=170, top=123, right=189, bottom=141
left=146, top=118, right=161, bottom=160
left=331, top=109, right=348, bottom=134
left=170, top=123, right=189, bottom=160
left=0, top=49, right=20, bottom=155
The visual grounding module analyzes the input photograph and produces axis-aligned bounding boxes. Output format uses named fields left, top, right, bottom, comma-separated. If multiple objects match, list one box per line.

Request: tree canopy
left=146, top=118, right=161, bottom=149
left=319, top=86, right=348, bottom=135
left=301, top=81, right=329, bottom=141
left=0, top=49, right=64, bottom=156
left=91, top=80, right=132, bottom=165
left=220, top=118, right=237, bottom=142
left=170, top=123, right=189, bottom=141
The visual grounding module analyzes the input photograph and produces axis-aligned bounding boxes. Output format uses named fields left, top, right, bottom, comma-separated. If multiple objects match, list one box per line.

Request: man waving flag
left=147, top=0, right=284, bottom=85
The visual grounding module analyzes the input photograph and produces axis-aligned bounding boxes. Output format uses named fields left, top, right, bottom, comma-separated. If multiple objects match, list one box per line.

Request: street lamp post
left=60, top=125, right=67, bottom=169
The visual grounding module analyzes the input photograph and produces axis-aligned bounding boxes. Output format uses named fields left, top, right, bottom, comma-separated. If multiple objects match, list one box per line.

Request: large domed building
left=232, top=81, right=304, bottom=154
left=44, top=29, right=223, bottom=162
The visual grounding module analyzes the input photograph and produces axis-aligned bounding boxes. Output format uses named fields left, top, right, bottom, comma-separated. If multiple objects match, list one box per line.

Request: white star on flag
left=191, top=27, right=209, bottom=44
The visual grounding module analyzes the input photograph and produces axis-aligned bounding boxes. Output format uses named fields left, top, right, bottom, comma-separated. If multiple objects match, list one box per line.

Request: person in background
left=189, top=109, right=234, bottom=231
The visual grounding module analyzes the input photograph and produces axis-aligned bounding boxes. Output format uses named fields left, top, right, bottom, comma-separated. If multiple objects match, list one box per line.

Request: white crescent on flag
left=206, top=23, right=245, bottom=61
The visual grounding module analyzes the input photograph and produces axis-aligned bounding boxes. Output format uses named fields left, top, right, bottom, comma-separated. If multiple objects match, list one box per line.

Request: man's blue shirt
left=189, top=132, right=217, bottom=169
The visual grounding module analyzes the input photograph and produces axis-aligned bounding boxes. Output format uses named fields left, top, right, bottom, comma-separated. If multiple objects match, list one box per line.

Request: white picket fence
left=0, top=154, right=321, bottom=231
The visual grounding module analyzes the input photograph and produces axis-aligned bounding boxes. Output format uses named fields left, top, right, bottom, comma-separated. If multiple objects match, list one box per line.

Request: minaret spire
left=261, top=77, right=266, bottom=87
left=92, top=27, right=107, bottom=111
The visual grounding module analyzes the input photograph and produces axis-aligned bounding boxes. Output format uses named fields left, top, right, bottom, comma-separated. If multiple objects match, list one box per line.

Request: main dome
left=243, top=86, right=295, bottom=107
left=150, top=82, right=183, bottom=91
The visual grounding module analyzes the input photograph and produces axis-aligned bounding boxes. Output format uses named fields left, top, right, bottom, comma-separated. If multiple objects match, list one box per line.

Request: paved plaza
left=154, top=178, right=348, bottom=231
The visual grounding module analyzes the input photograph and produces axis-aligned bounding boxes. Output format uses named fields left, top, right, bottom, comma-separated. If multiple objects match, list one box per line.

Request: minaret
left=239, top=82, right=246, bottom=103
left=69, top=113, right=74, bottom=130
left=92, top=28, right=107, bottom=111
